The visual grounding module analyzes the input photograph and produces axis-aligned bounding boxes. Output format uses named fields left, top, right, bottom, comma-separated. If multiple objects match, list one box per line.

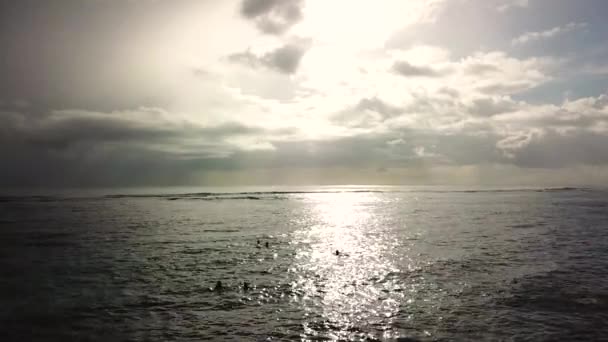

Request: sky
left=1, top=0, right=608, bottom=187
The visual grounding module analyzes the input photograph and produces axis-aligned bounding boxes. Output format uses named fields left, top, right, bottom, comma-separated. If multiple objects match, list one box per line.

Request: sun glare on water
left=289, top=192, right=415, bottom=340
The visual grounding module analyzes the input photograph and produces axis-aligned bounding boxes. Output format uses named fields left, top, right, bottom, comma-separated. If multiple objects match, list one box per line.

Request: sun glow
left=293, top=0, right=445, bottom=50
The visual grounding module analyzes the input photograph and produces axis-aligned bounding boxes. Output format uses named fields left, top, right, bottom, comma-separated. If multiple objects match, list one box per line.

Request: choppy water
left=1, top=186, right=608, bottom=341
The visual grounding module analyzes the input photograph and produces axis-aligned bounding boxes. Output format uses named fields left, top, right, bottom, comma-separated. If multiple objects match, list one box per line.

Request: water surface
left=1, top=186, right=607, bottom=341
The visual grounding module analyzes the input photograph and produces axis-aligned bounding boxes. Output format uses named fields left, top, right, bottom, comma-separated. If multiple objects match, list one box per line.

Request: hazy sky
left=1, top=0, right=608, bottom=187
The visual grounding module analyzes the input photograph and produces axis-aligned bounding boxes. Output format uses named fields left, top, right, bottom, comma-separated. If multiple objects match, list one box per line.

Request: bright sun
left=293, top=0, right=442, bottom=50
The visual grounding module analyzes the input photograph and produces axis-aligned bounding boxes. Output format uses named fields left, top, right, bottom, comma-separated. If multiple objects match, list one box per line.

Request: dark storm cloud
left=0, top=108, right=280, bottom=154
left=0, top=107, right=297, bottom=186
left=228, top=43, right=309, bottom=74
left=240, top=0, right=303, bottom=35
left=0, top=142, right=239, bottom=188
left=391, top=61, right=444, bottom=77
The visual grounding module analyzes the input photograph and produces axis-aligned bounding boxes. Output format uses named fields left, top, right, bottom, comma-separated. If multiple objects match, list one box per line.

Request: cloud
left=391, top=61, right=443, bottom=77
left=496, top=129, right=544, bottom=158
left=465, top=96, right=518, bottom=117
left=321, top=69, right=608, bottom=169
left=0, top=107, right=293, bottom=157
left=0, top=106, right=305, bottom=186
left=464, top=63, right=500, bottom=75
left=460, top=52, right=558, bottom=95
left=331, top=97, right=403, bottom=128
left=262, top=44, right=309, bottom=74
left=227, top=42, right=309, bottom=74
left=490, top=93, right=608, bottom=166
left=2, top=1, right=608, bottom=187
left=495, top=94, right=608, bottom=131
left=512, top=22, right=588, bottom=46
left=227, top=50, right=260, bottom=68
left=355, top=97, right=403, bottom=117
left=234, top=130, right=503, bottom=170
left=3, top=89, right=608, bottom=186
left=497, top=0, right=529, bottom=12
left=500, top=130, right=608, bottom=168
left=240, top=0, right=303, bottom=35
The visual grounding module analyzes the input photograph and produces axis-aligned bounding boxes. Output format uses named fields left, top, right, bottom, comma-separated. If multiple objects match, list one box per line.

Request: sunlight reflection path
left=290, top=192, right=411, bottom=340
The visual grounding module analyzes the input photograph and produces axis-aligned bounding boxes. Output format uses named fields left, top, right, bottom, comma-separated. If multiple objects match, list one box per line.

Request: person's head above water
left=335, top=250, right=340, bottom=256
left=215, top=280, right=223, bottom=290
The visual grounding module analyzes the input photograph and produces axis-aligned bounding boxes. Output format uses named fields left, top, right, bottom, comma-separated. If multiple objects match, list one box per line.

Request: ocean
left=1, top=186, right=607, bottom=341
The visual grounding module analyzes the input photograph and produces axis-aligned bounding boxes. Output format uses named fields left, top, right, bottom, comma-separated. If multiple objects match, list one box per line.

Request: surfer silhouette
left=214, top=280, right=223, bottom=292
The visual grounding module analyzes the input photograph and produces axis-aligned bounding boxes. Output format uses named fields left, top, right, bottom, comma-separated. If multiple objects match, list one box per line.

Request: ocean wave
left=0, top=195, right=63, bottom=203
left=0, top=187, right=595, bottom=203
left=102, top=186, right=593, bottom=199
left=103, top=190, right=385, bottom=199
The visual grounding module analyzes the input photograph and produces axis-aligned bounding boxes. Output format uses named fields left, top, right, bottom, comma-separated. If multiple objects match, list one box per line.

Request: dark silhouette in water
left=335, top=250, right=340, bottom=256
left=214, top=281, right=223, bottom=292
left=256, top=239, right=261, bottom=248
left=243, top=282, right=250, bottom=291
left=265, top=242, right=269, bottom=248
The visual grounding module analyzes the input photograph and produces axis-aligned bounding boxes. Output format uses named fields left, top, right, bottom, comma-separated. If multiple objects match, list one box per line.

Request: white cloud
left=512, top=22, right=588, bottom=46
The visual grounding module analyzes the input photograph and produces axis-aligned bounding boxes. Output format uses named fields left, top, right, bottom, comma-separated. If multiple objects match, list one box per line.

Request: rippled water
left=1, top=186, right=608, bottom=341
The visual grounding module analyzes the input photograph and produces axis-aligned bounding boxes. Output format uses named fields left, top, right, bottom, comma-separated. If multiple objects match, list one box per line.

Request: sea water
left=1, top=186, right=607, bottom=341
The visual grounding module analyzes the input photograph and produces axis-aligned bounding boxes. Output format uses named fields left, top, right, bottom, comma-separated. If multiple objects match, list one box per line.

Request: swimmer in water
left=335, top=250, right=340, bottom=256
left=214, top=280, right=223, bottom=291
left=265, top=242, right=269, bottom=248
left=243, top=282, right=250, bottom=291
left=256, top=239, right=261, bottom=248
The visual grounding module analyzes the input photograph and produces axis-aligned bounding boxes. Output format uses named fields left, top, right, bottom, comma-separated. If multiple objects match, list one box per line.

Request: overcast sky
left=1, top=0, right=608, bottom=187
